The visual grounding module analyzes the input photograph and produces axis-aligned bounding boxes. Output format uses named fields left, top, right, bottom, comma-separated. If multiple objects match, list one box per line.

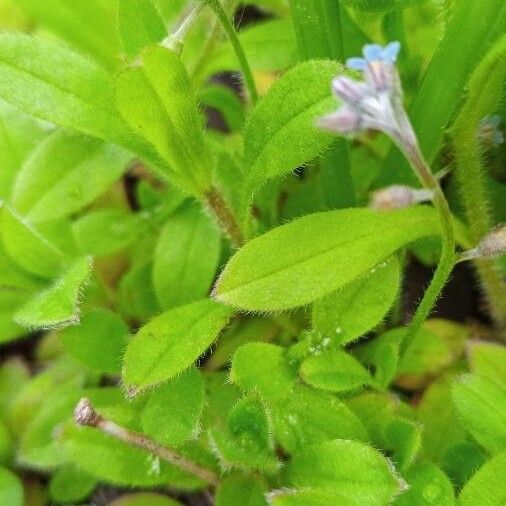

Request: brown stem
left=205, top=187, right=244, bottom=247
left=74, top=398, right=220, bottom=487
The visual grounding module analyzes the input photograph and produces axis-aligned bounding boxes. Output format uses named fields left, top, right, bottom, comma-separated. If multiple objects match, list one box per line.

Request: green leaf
left=300, top=348, right=374, bottom=393
left=312, top=257, right=400, bottom=345
left=142, top=366, right=204, bottom=447
left=393, top=462, right=455, bottom=506
left=153, top=202, right=221, bottom=310
left=244, top=59, right=338, bottom=188
left=15, top=0, right=120, bottom=68
left=214, top=207, right=439, bottom=311
left=61, top=424, right=204, bottom=488
left=14, top=256, right=93, bottom=329
left=210, top=394, right=279, bottom=471
left=216, top=476, right=268, bottom=506
left=285, top=439, right=406, bottom=506
left=270, top=490, right=358, bottom=506
left=0, top=357, right=29, bottom=419
left=48, top=464, right=97, bottom=504
left=0, top=33, right=138, bottom=149
left=107, top=494, right=184, bottom=506
left=123, top=299, right=233, bottom=390
left=117, top=46, right=213, bottom=195
left=452, top=374, right=506, bottom=455
left=231, top=343, right=297, bottom=402
left=59, top=308, right=130, bottom=374
left=199, top=84, right=245, bottom=131
left=0, top=99, right=48, bottom=200
left=467, top=341, right=506, bottom=383
left=459, top=453, right=506, bottom=506
left=271, top=385, right=368, bottom=454
left=118, top=0, right=167, bottom=59
left=0, top=467, right=23, bottom=506
left=441, top=442, right=487, bottom=490
left=0, top=203, right=65, bottom=278
left=12, top=130, right=131, bottom=222
left=73, top=209, right=143, bottom=257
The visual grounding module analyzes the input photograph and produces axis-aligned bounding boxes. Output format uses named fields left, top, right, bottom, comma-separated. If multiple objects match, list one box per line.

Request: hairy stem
left=400, top=145, right=456, bottom=353
left=162, top=3, right=205, bottom=52
left=205, top=0, right=258, bottom=104
left=205, top=187, right=244, bottom=246
left=74, top=398, right=219, bottom=487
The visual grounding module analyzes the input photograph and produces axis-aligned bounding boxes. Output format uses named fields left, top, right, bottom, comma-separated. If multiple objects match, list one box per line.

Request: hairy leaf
left=312, top=257, right=400, bottom=344
left=214, top=207, right=439, bottom=311
left=0, top=467, right=23, bottom=506
left=123, top=299, right=233, bottom=389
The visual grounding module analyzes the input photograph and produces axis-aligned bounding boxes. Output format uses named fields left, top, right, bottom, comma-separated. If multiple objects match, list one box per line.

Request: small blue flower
left=346, top=42, right=401, bottom=71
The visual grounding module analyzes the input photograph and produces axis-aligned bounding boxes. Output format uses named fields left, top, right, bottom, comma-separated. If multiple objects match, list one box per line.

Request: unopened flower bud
left=74, top=398, right=101, bottom=427
left=460, top=225, right=506, bottom=261
left=332, top=76, right=369, bottom=104
left=317, top=105, right=362, bottom=134
left=370, top=185, right=434, bottom=211
left=478, top=115, right=504, bottom=148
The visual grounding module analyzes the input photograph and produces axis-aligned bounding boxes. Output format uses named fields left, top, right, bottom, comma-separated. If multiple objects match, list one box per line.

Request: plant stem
left=400, top=145, right=456, bottom=353
left=74, top=398, right=220, bottom=487
left=205, top=187, right=244, bottom=246
left=205, top=0, right=258, bottom=104
left=161, top=3, right=205, bottom=52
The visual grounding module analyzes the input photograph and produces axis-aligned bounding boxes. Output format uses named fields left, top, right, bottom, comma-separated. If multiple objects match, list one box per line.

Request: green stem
left=205, top=0, right=258, bottom=104
left=400, top=146, right=456, bottom=353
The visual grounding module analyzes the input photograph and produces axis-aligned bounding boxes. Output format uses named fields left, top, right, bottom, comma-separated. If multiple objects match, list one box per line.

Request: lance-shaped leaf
left=244, top=59, right=339, bottom=188
left=107, top=494, right=184, bottom=506
left=270, top=490, right=357, bottom=506
left=214, top=207, right=439, bottom=311
left=117, top=46, right=213, bottom=195
left=14, top=257, right=93, bottom=329
left=467, top=341, right=506, bottom=383
left=118, top=0, right=167, bottom=59
left=48, top=465, right=96, bottom=504
left=153, top=202, right=221, bottom=310
left=12, top=130, right=131, bottom=222
left=285, top=439, right=406, bottom=506
left=123, top=299, right=233, bottom=390
left=312, top=257, right=400, bottom=345
left=216, top=476, right=268, bottom=506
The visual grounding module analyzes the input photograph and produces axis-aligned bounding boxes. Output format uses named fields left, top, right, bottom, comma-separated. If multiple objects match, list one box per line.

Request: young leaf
left=210, top=394, right=279, bottom=472
left=244, top=59, right=339, bottom=188
left=118, top=0, right=167, bottom=59
left=271, top=385, right=368, bottom=454
left=441, top=442, right=487, bottom=491
left=392, top=462, right=455, bottom=506
left=452, top=374, right=506, bottom=455
left=117, top=46, right=213, bottom=195
left=230, top=343, right=297, bottom=402
left=153, top=202, right=221, bottom=310
left=214, top=207, right=439, bottom=311
left=216, top=476, right=268, bottom=506
left=312, top=257, right=400, bottom=345
left=123, top=299, right=233, bottom=390
left=14, top=256, right=92, bottom=329
left=48, top=464, right=96, bottom=504
left=0, top=467, right=23, bottom=506
left=459, top=453, right=506, bottom=506
left=59, top=308, right=130, bottom=374
left=285, top=439, right=405, bottom=506
left=15, top=0, right=121, bottom=68
left=0, top=203, right=65, bottom=278
left=300, top=348, right=374, bottom=393
left=141, top=366, right=205, bottom=447
left=270, top=490, right=358, bottom=506
left=12, top=130, right=131, bottom=222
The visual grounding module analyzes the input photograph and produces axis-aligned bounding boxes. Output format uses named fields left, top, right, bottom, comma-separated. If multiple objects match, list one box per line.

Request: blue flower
left=346, top=42, right=401, bottom=71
